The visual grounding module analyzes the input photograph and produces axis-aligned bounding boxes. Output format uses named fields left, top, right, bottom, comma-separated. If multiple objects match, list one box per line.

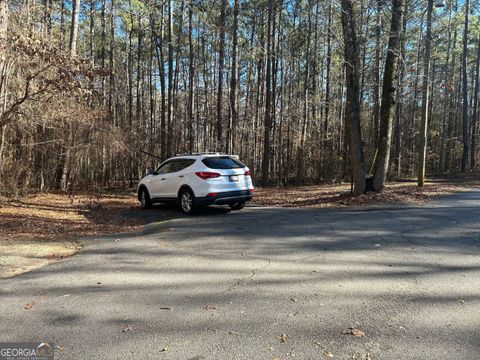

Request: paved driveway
left=1, top=192, right=479, bottom=359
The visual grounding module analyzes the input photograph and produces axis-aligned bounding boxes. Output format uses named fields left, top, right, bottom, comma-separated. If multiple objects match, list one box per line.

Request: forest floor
left=1, top=174, right=478, bottom=278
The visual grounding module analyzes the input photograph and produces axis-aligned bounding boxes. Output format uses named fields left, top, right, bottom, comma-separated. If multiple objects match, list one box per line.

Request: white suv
left=137, top=153, right=254, bottom=214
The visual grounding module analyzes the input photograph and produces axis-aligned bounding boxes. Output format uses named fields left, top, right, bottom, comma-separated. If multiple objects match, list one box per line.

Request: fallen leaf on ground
left=122, top=324, right=133, bottom=332
left=290, top=298, right=298, bottom=302
left=458, top=299, right=465, bottom=304
left=55, top=345, right=64, bottom=351
left=159, top=307, right=172, bottom=310
left=24, top=301, right=36, bottom=310
left=278, top=334, right=288, bottom=342
left=323, top=350, right=334, bottom=357
left=160, top=346, right=168, bottom=352
left=203, top=305, right=217, bottom=310
left=352, top=329, right=365, bottom=337
left=342, top=327, right=365, bottom=337
left=365, top=352, right=372, bottom=360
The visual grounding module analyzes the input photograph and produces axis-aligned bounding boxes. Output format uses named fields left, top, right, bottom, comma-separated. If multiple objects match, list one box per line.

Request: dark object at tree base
left=365, top=176, right=375, bottom=192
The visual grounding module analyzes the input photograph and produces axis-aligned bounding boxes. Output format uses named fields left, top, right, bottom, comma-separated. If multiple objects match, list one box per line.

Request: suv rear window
left=202, top=157, right=245, bottom=169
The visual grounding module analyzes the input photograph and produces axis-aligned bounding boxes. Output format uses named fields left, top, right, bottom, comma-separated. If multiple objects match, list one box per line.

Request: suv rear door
left=201, top=156, right=251, bottom=192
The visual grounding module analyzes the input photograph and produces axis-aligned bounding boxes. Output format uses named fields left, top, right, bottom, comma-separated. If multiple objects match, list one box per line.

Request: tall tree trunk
left=460, top=0, right=470, bottom=173
left=341, top=0, right=366, bottom=195
left=372, top=0, right=382, bottom=149
left=69, top=0, right=80, bottom=56
left=188, top=1, right=195, bottom=153
left=438, top=5, right=453, bottom=174
left=417, top=0, right=433, bottom=187
left=228, top=0, right=239, bottom=154
left=323, top=2, right=332, bottom=179
left=261, top=0, right=273, bottom=187
left=372, top=0, right=405, bottom=192
left=166, top=0, right=173, bottom=157
left=216, top=0, right=227, bottom=151
left=471, top=35, right=480, bottom=169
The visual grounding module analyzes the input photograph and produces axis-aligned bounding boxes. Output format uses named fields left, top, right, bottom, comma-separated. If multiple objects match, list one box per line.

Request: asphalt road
left=1, top=192, right=480, bottom=360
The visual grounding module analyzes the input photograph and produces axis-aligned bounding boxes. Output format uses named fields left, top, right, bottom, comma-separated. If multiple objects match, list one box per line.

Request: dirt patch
left=0, top=192, right=144, bottom=278
left=252, top=178, right=480, bottom=208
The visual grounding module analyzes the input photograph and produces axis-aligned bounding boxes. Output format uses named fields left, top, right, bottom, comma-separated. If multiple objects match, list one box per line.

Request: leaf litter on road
left=278, top=334, right=288, bottom=343
left=323, top=350, right=334, bottom=357
left=342, top=327, right=366, bottom=337
left=122, top=324, right=133, bottom=332
left=24, top=301, right=36, bottom=310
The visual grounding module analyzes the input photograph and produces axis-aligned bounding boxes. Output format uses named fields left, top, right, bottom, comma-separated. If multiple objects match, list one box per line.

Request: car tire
left=230, top=202, right=245, bottom=211
left=140, top=187, right=153, bottom=209
left=179, top=188, right=196, bottom=215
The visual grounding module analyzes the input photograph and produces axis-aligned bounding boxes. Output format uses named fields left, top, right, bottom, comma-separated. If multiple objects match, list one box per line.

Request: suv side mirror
left=148, top=169, right=157, bottom=175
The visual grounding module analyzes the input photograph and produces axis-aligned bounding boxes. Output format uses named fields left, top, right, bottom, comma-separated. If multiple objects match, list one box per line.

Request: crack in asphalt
left=224, top=254, right=272, bottom=293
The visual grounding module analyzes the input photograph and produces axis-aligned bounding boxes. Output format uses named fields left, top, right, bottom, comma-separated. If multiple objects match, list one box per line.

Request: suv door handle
left=179, top=175, right=184, bottom=178
left=161, top=178, right=166, bottom=181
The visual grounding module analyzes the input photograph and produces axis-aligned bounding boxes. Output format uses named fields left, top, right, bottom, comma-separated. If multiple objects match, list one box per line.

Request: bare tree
left=372, top=0, right=405, bottom=192
left=216, top=0, right=227, bottom=151
left=460, top=0, right=470, bottom=173
left=417, top=0, right=433, bottom=187
left=69, top=0, right=81, bottom=56
left=341, top=0, right=366, bottom=194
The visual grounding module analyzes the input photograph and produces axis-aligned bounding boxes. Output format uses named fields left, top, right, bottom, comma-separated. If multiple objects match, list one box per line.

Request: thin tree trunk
left=341, top=0, right=366, bottom=195
left=471, top=35, right=480, bottom=169
left=228, top=0, right=239, bottom=154
left=261, top=0, right=273, bottom=187
left=417, top=0, right=433, bottom=187
left=372, top=0, right=405, bottom=192
left=188, top=1, right=195, bottom=153
left=216, top=0, right=227, bottom=151
left=69, top=0, right=80, bottom=56
left=460, top=0, right=470, bottom=173
left=166, top=0, right=173, bottom=157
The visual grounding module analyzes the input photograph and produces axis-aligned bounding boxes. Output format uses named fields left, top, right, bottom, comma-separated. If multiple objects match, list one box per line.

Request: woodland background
left=0, top=0, right=479, bottom=194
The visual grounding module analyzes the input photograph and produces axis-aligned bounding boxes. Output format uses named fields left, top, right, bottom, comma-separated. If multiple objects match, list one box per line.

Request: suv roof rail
left=175, top=152, right=226, bottom=156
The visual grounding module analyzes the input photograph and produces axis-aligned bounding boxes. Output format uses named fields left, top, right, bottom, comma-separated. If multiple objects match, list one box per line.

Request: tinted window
left=202, top=157, right=245, bottom=169
left=157, top=159, right=196, bottom=174
left=156, top=161, right=175, bottom=174
left=172, top=159, right=196, bottom=172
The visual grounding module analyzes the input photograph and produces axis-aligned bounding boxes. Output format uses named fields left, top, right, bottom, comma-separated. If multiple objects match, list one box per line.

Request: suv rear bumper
left=196, top=190, right=253, bottom=206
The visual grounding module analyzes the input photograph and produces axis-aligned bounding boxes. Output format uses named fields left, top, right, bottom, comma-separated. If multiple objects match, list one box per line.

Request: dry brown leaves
left=0, top=192, right=143, bottom=242
left=252, top=178, right=480, bottom=209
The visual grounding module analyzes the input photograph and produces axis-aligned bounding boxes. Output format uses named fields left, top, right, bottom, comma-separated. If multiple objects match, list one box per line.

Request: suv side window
left=156, top=161, right=175, bottom=175
left=172, top=159, right=196, bottom=172
left=157, top=159, right=195, bottom=174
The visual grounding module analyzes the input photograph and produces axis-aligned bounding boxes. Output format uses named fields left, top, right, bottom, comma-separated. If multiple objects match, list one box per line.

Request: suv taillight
left=195, top=172, right=221, bottom=180
left=245, top=170, right=251, bottom=176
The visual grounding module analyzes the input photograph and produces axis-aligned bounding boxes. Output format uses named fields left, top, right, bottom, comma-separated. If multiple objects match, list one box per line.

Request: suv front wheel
left=140, top=188, right=152, bottom=209
left=179, top=189, right=196, bottom=215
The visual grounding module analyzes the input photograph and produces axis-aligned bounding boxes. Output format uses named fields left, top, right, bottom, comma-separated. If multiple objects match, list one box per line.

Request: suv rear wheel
left=230, top=202, right=245, bottom=211
left=179, top=188, right=195, bottom=215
